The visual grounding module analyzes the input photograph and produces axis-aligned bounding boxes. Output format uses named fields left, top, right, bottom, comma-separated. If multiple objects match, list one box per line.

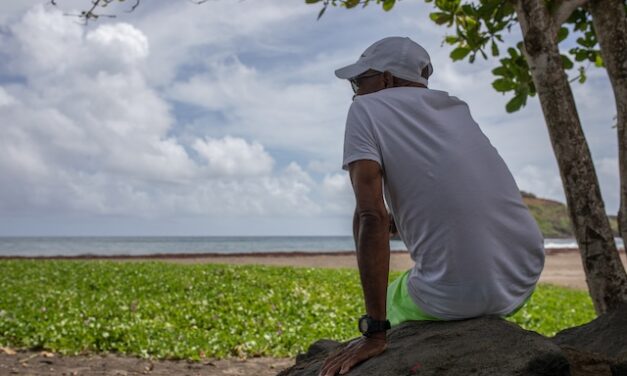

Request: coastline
left=0, top=246, right=604, bottom=260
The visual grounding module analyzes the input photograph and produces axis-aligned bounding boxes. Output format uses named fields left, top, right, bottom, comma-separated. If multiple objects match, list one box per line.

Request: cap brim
left=426, top=62, right=434, bottom=78
left=334, top=62, right=370, bottom=80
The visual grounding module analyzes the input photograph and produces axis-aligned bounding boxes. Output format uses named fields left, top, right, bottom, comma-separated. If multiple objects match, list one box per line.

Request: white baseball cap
left=335, top=36, right=433, bottom=86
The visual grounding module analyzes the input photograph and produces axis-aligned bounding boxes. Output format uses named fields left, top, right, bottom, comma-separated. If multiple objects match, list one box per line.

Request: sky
left=0, top=0, right=621, bottom=236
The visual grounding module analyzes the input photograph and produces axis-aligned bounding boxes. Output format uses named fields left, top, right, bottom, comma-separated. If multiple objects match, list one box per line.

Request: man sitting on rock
left=319, top=36, right=545, bottom=376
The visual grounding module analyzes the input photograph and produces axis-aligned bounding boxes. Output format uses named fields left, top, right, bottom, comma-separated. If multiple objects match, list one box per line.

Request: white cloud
left=321, top=173, right=354, bottom=213
left=85, top=23, right=149, bottom=69
left=514, top=165, right=565, bottom=203
left=167, top=58, right=258, bottom=111
left=129, top=0, right=312, bottom=87
left=192, top=136, right=273, bottom=176
left=598, top=157, right=619, bottom=176
left=596, top=157, right=620, bottom=214
left=167, top=56, right=348, bottom=159
left=322, top=173, right=350, bottom=193
left=0, top=87, right=17, bottom=106
left=0, top=5, right=332, bottom=223
left=7, top=5, right=83, bottom=76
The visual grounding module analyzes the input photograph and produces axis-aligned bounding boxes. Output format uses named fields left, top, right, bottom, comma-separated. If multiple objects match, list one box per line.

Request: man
left=319, top=37, right=545, bottom=376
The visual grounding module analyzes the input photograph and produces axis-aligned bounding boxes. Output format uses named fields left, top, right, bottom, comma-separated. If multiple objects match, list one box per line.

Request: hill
left=521, top=191, right=619, bottom=238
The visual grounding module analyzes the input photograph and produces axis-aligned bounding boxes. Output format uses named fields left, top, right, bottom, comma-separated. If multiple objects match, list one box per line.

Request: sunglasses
left=349, top=72, right=382, bottom=94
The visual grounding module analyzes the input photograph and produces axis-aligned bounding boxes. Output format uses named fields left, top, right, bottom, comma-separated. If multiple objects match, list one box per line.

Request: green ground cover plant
left=0, top=260, right=595, bottom=359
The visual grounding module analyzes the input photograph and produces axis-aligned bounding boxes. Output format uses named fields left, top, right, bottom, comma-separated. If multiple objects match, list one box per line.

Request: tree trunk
left=512, top=0, right=627, bottom=314
left=588, top=0, right=627, bottom=259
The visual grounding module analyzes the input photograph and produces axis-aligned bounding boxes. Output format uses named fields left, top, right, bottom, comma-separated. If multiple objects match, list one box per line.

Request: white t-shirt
left=342, top=87, right=545, bottom=320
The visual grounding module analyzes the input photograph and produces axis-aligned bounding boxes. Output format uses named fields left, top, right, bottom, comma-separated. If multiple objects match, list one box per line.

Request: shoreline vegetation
left=0, top=260, right=598, bottom=361
left=520, top=191, right=620, bottom=238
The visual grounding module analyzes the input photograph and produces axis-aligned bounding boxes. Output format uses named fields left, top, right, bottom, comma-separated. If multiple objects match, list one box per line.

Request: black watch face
left=359, top=317, right=369, bottom=333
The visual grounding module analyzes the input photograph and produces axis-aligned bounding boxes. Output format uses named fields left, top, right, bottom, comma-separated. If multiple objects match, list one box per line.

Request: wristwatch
left=358, top=315, right=391, bottom=337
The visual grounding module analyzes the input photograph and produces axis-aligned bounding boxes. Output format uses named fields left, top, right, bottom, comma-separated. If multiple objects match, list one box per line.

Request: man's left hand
left=318, top=335, right=387, bottom=376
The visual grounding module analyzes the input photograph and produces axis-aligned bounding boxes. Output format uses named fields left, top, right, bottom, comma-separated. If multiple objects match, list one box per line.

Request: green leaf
left=491, top=41, right=499, bottom=57
left=444, top=35, right=458, bottom=44
left=594, top=53, right=604, bottom=67
left=492, top=78, right=515, bottom=92
left=382, top=0, right=396, bottom=11
left=429, top=12, right=452, bottom=25
left=506, top=93, right=526, bottom=113
left=450, top=46, right=471, bottom=61
left=573, top=48, right=588, bottom=62
left=578, top=68, right=587, bottom=84
left=461, top=4, right=475, bottom=15
left=492, top=66, right=509, bottom=76
left=345, top=0, right=360, bottom=9
left=305, top=0, right=322, bottom=3
left=576, top=36, right=596, bottom=48
left=561, top=54, right=574, bottom=70
left=464, top=15, right=478, bottom=28
left=557, top=27, right=569, bottom=43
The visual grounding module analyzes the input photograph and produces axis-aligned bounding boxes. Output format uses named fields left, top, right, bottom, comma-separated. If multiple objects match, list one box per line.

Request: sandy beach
left=14, top=249, right=626, bottom=291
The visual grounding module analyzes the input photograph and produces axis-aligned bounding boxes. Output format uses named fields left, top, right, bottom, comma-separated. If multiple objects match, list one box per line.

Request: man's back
left=343, top=86, right=545, bottom=320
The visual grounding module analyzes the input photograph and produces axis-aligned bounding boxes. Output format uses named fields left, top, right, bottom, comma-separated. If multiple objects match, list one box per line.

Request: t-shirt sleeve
left=342, top=100, right=382, bottom=171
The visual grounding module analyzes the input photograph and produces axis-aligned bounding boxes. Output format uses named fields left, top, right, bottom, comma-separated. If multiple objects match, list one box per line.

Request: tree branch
left=50, top=0, right=146, bottom=23
left=553, top=0, right=589, bottom=31
left=125, top=0, right=141, bottom=13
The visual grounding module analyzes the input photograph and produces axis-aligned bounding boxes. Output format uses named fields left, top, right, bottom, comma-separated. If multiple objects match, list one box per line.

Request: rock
left=551, top=302, right=627, bottom=376
left=559, top=346, right=614, bottom=376
left=552, top=302, right=627, bottom=359
left=278, top=316, right=570, bottom=376
left=611, top=354, right=627, bottom=376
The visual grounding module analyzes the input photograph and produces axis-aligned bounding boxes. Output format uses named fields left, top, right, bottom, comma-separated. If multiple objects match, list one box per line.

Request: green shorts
left=386, top=269, right=533, bottom=327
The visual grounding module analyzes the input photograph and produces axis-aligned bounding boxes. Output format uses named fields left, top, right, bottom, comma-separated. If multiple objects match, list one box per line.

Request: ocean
left=0, top=236, right=622, bottom=257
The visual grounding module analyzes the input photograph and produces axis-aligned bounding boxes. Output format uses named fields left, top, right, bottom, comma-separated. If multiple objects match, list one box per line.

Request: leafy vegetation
left=507, top=283, right=595, bottom=336
left=522, top=192, right=575, bottom=238
left=521, top=191, right=619, bottom=238
left=0, top=261, right=595, bottom=359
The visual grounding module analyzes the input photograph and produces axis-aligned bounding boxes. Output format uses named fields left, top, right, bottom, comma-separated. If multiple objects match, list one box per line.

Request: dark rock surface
left=552, top=302, right=627, bottom=376
left=552, top=302, right=627, bottom=358
left=279, top=316, right=570, bottom=376
left=280, top=303, right=627, bottom=376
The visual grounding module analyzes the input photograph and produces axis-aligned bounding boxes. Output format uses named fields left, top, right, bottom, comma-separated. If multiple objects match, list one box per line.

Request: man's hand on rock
left=318, top=334, right=387, bottom=376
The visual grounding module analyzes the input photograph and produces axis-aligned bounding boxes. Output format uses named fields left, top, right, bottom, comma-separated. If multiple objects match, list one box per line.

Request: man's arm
left=319, top=160, right=389, bottom=376
left=351, top=160, right=390, bottom=323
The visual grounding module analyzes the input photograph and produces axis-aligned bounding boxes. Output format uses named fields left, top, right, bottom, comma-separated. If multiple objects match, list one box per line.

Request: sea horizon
left=0, top=235, right=623, bottom=257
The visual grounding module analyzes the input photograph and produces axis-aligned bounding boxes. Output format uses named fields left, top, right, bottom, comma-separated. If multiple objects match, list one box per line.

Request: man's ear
left=383, top=71, right=394, bottom=88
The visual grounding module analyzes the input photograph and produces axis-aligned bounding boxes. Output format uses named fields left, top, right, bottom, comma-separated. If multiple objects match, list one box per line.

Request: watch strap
left=359, top=314, right=391, bottom=337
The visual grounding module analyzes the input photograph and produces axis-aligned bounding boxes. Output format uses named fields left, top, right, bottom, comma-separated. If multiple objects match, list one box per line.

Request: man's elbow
left=356, top=208, right=389, bottom=228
